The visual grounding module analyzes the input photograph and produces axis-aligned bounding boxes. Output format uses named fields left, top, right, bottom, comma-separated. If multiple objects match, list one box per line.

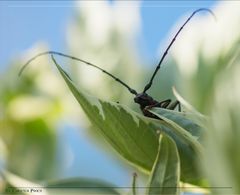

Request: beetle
left=19, top=8, right=215, bottom=118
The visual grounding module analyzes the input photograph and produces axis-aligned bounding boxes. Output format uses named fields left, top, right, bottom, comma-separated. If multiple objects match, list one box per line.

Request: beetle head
left=134, top=93, right=154, bottom=107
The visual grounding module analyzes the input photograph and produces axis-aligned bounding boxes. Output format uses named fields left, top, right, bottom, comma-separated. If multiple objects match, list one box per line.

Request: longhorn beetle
left=19, top=8, right=215, bottom=118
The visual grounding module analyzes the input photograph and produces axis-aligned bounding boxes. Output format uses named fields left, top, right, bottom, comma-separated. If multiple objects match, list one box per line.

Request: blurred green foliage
left=0, top=61, right=61, bottom=181
left=172, top=2, right=240, bottom=194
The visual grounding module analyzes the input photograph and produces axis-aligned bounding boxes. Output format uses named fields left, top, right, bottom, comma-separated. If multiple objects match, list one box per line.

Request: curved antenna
left=143, top=8, right=216, bottom=93
left=19, top=51, right=138, bottom=95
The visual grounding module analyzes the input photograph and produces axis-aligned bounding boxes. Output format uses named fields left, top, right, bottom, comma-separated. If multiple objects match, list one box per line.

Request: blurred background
left=1, top=0, right=240, bottom=194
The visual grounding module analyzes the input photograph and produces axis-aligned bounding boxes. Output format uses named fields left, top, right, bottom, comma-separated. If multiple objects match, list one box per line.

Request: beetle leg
left=159, top=99, right=171, bottom=108
left=167, top=100, right=181, bottom=111
left=144, top=99, right=171, bottom=113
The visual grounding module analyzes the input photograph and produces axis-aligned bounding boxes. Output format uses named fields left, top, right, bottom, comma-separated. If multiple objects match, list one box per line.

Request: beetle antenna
left=19, top=51, right=138, bottom=95
left=143, top=8, right=216, bottom=93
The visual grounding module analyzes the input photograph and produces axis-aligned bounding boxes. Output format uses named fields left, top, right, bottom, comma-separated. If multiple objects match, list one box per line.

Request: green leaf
left=52, top=56, right=159, bottom=172
left=172, top=87, right=207, bottom=126
left=52, top=57, right=203, bottom=183
left=147, top=134, right=180, bottom=195
left=148, top=108, right=203, bottom=156
left=46, top=178, right=121, bottom=195
left=150, top=107, right=204, bottom=140
left=148, top=108, right=204, bottom=184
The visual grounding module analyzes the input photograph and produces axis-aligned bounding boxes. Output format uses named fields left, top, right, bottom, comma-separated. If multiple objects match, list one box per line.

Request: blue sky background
left=0, top=0, right=216, bottom=187
left=0, top=1, right=216, bottom=68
